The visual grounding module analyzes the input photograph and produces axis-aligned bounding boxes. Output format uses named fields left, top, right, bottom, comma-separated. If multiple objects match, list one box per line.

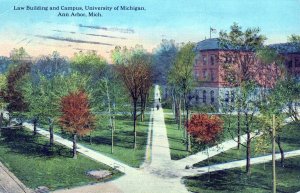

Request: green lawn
left=0, top=128, right=121, bottom=190
left=164, top=110, right=249, bottom=160
left=164, top=112, right=191, bottom=160
left=194, top=121, right=300, bottom=167
left=45, top=113, right=150, bottom=168
left=184, top=156, right=300, bottom=193
left=81, top=114, right=150, bottom=168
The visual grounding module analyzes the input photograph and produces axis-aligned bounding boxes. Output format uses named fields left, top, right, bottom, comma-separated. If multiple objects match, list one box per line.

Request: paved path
left=181, top=149, right=300, bottom=177
left=0, top=162, right=32, bottom=193
left=174, top=131, right=262, bottom=169
left=149, top=85, right=171, bottom=169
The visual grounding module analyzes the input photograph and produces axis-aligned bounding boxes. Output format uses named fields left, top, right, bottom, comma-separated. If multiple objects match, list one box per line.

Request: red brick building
left=192, top=38, right=300, bottom=110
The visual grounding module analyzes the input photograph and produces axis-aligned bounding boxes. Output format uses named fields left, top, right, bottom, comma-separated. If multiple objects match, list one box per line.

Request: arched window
left=210, top=90, right=215, bottom=104
left=203, top=90, right=207, bottom=103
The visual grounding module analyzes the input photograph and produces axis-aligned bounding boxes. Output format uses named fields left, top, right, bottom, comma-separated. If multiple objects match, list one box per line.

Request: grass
left=0, top=127, right=121, bottom=190
left=81, top=114, right=150, bottom=168
left=43, top=113, right=150, bottom=168
left=164, top=112, right=190, bottom=160
left=194, top=121, right=300, bottom=167
left=164, top=109, right=251, bottom=160
left=184, top=156, right=300, bottom=193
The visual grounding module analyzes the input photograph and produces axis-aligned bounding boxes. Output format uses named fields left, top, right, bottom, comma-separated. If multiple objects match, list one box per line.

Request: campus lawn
left=194, top=121, right=300, bottom=167
left=45, top=113, right=150, bottom=168
left=0, top=128, right=121, bottom=190
left=81, top=114, right=150, bottom=168
left=164, top=113, right=191, bottom=160
left=164, top=109, right=248, bottom=160
left=184, top=156, right=300, bottom=193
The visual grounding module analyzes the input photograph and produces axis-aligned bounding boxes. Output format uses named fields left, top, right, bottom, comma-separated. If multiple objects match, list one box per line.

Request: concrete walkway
left=181, top=149, right=300, bottom=177
left=0, top=162, right=32, bottom=193
left=149, top=85, right=171, bottom=168
left=174, top=131, right=262, bottom=169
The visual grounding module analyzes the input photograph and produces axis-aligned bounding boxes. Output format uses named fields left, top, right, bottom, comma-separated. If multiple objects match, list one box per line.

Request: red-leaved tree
left=59, top=90, right=95, bottom=159
left=187, top=114, right=223, bottom=181
left=187, top=114, right=223, bottom=144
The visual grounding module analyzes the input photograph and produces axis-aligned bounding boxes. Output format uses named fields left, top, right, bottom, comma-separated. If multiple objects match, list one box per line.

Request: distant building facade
left=191, top=38, right=300, bottom=111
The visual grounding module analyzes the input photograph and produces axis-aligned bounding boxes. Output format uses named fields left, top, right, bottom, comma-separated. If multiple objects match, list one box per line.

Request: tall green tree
left=168, top=42, right=196, bottom=152
left=219, top=23, right=266, bottom=175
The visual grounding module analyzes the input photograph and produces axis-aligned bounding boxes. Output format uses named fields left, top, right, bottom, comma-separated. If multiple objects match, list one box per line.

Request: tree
left=255, top=47, right=287, bottom=169
left=0, top=74, right=6, bottom=133
left=71, top=51, right=106, bottom=81
left=288, top=34, right=300, bottom=43
left=22, top=72, right=88, bottom=144
left=22, top=52, right=70, bottom=138
left=112, top=45, right=152, bottom=149
left=152, top=39, right=178, bottom=85
left=168, top=42, right=196, bottom=152
left=187, top=114, right=223, bottom=181
left=9, top=47, right=30, bottom=65
left=59, top=90, right=95, bottom=159
left=0, top=62, right=31, bottom=124
left=219, top=23, right=266, bottom=175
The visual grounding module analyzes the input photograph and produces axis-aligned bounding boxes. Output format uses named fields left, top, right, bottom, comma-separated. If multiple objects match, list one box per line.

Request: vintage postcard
left=0, top=0, right=299, bottom=193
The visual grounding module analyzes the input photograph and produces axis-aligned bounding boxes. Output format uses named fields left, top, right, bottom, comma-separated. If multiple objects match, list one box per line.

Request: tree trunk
left=276, top=135, right=284, bottom=167
left=207, top=148, right=211, bottom=182
left=49, top=121, right=54, bottom=147
left=186, top=106, right=191, bottom=152
left=89, top=131, right=92, bottom=145
left=133, top=99, right=137, bottom=150
left=246, top=130, right=251, bottom=175
left=178, top=99, right=181, bottom=130
left=33, top=118, right=37, bottom=136
left=73, top=134, right=77, bottom=159
left=0, top=112, right=3, bottom=137
left=237, top=109, right=241, bottom=149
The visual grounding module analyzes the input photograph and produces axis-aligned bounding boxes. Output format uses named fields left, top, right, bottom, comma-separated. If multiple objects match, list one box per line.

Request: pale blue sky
left=0, top=0, right=299, bottom=59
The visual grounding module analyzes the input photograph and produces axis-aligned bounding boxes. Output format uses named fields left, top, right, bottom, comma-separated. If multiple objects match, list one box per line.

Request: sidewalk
left=0, top=162, right=32, bottom=193
left=180, top=149, right=300, bottom=177
left=149, top=85, right=171, bottom=169
left=174, top=131, right=262, bottom=169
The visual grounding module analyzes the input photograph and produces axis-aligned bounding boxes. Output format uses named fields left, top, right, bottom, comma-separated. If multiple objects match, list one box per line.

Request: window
left=225, top=56, right=233, bottom=64
left=202, top=69, right=207, bottom=79
left=225, top=90, right=229, bottom=103
left=203, top=55, right=207, bottom=65
left=231, top=91, right=235, bottom=102
left=203, top=90, right=207, bottom=103
left=210, top=55, right=215, bottom=65
left=286, top=59, right=293, bottom=68
left=195, top=90, right=199, bottom=102
left=210, top=69, right=215, bottom=81
left=195, top=71, right=199, bottom=78
left=210, top=90, right=215, bottom=104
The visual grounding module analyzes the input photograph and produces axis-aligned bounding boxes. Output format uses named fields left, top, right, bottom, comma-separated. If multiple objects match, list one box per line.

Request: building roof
left=268, top=42, right=300, bottom=54
left=195, top=38, right=220, bottom=51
